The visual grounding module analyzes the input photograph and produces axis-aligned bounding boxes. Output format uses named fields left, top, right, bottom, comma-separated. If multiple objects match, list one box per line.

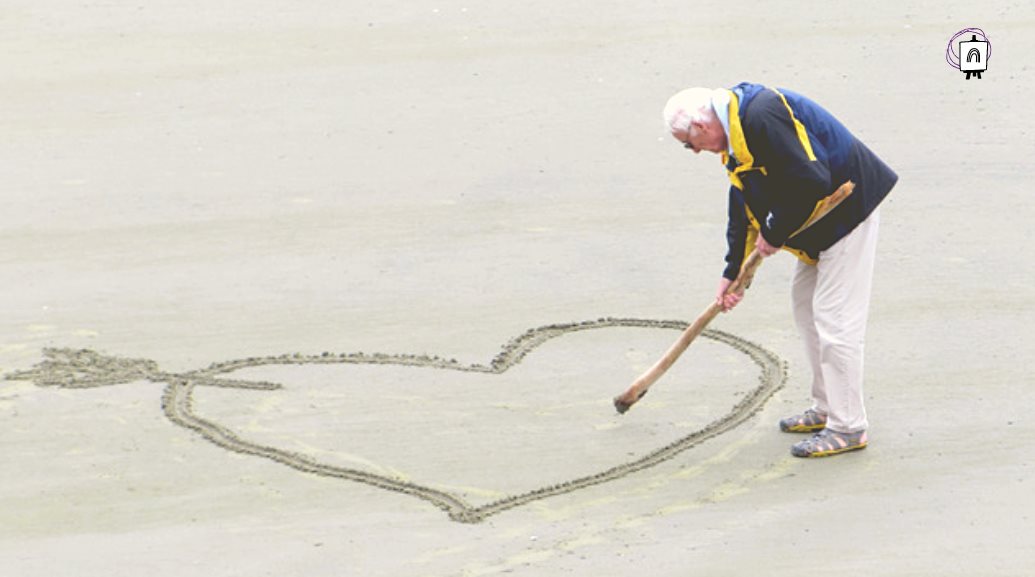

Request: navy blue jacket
left=720, top=82, right=898, bottom=280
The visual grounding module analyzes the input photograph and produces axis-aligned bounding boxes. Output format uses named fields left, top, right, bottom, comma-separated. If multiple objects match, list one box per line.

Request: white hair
left=662, top=87, right=716, bottom=133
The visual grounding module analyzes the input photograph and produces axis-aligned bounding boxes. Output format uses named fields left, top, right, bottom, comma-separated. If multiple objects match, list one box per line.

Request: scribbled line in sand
left=5, top=318, right=785, bottom=524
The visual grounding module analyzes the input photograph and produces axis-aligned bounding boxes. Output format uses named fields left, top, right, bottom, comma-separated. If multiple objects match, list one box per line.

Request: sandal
left=779, top=408, right=827, bottom=433
left=791, top=429, right=868, bottom=458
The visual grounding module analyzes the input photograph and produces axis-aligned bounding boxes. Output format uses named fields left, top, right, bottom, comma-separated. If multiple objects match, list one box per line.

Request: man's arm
left=719, top=185, right=753, bottom=311
left=723, top=185, right=750, bottom=281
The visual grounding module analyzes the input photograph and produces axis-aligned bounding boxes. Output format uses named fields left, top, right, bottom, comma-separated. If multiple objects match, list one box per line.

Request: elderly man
left=663, top=83, right=897, bottom=458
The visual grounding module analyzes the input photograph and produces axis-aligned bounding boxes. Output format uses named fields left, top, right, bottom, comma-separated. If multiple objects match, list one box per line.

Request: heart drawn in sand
left=6, top=318, right=785, bottom=523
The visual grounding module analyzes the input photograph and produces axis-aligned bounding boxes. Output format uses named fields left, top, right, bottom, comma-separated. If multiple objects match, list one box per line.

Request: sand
left=2, top=1, right=1033, bottom=575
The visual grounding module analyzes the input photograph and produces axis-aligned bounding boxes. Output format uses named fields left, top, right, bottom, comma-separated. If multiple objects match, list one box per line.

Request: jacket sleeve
left=746, top=94, right=831, bottom=247
left=723, top=185, right=755, bottom=280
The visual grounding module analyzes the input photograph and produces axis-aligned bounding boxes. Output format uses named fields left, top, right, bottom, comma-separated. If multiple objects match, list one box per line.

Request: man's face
left=673, top=118, right=727, bottom=155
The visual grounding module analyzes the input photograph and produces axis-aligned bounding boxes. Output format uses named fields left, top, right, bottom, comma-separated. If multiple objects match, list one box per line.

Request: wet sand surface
left=2, top=1, right=1033, bottom=575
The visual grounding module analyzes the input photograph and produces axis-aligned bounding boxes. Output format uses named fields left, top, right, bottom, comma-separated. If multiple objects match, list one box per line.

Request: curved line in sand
left=166, top=318, right=787, bottom=523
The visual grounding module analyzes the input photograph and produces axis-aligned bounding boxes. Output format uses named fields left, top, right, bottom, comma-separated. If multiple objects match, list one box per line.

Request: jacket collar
left=722, top=88, right=755, bottom=172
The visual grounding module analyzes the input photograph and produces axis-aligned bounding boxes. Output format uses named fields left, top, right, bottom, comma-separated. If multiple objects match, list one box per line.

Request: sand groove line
left=6, top=318, right=786, bottom=524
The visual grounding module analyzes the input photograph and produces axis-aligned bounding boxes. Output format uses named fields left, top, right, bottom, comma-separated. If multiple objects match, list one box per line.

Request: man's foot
left=779, top=408, right=827, bottom=433
left=791, top=428, right=868, bottom=458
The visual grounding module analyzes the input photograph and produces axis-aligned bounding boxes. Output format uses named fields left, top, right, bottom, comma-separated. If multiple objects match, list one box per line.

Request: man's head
left=662, top=88, right=728, bottom=155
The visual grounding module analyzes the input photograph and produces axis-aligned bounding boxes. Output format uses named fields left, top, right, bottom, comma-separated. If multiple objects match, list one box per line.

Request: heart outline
left=8, top=318, right=786, bottom=523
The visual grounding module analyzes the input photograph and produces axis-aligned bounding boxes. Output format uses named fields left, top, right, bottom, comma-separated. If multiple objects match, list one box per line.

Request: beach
left=2, top=1, right=1033, bottom=575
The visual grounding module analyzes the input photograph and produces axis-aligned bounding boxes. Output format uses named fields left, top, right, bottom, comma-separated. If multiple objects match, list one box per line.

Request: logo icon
left=946, top=28, right=990, bottom=79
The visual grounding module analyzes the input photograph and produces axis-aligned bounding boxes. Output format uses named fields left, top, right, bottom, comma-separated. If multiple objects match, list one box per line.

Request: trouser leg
left=811, top=209, right=881, bottom=433
left=791, top=258, right=828, bottom=416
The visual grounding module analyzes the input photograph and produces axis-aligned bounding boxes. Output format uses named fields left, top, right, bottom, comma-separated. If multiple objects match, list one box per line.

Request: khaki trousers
left=791, top=208, right=880, bottom=434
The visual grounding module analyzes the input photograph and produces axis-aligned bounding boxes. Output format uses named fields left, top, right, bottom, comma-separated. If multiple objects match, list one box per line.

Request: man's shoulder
left=738, top=88, right=786, bottom=132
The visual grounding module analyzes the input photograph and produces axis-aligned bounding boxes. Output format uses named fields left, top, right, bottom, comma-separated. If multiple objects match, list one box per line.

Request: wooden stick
left=613, top=181, right=855, bottom=414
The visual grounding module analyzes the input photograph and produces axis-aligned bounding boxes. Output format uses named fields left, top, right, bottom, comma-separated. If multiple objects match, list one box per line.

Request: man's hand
left=716, top=277, right=743, bottom=312
left=755, top=234, right=781, bottom=257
